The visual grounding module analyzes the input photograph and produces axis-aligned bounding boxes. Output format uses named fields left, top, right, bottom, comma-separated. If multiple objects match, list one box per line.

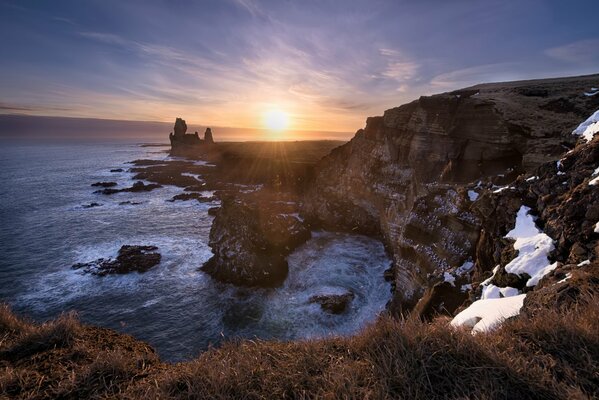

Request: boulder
left=72, top=245, right=161, bottom=276
left=91, top=181, right=117, bottom=187
left=309, top=292, right=355, bottom=314
left=94, top=181, right=162, bottom=195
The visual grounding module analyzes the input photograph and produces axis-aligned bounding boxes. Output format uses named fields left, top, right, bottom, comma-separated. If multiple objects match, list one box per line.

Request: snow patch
left=460, top=284, right=472, bottom=292
left=451, top=294, right=526, bottom=333
left=505, top=206, right=557, bottom=287
left=578, top=260, right=590, bottom=266
left=481, top=284, right=501, bottom=299
left=572, top=110, right=599, bottom=142
left=467, top=190, right=479, bottom=201
left=525, top=176, right=538, bottom=182
left=443, top=272, right=456, bottom=286
left=595, top=222, right=599, bottom=234
left=557, top=273, right=572, bottom=284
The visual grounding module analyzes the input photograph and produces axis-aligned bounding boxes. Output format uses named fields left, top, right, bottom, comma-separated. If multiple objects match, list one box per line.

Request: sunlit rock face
left=303, top=75, right=599, bottom=312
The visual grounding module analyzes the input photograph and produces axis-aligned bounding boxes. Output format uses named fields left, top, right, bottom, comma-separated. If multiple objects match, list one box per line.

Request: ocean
left=0, top=141, right=391, bottom=362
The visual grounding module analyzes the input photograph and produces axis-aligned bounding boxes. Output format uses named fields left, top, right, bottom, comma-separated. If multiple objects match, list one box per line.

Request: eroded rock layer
left=303, top=74, right=599, bottom=311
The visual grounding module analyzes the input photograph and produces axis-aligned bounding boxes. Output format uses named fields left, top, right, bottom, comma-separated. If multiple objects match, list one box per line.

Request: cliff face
left=303, top=74, right=599, bottom=311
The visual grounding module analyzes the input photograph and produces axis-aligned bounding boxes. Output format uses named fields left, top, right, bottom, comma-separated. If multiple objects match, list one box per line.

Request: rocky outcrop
left=309, top=292, right=354, bottom=314
left=204, top=127, right=214, bottom=144
left=94, top=181, right=162, bottom=195
left=72, top=245, right=161, bottom=276
left=169, top=118, right=215, bottom=150
left=91, top=181, right=117, bottom=188
left=202, top=191, right=310, bottom=287
left=303, top=74, right=599, bottom=313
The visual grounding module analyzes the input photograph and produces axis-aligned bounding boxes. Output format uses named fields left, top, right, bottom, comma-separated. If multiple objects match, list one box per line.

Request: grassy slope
left=1, top=293, right=598, bottom=399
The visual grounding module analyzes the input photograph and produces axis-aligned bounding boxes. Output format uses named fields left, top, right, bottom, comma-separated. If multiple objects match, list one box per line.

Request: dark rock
left=309, top=292, right=354, bottom=314
left=208, top=207, right=220, bottom=216
left=94, top=181, right=162, bottom=195
left=91, top=181, right=117, bottom=188
left=72, top=245, right=161, bottom=276
left=413, top=282, right=468, bottom=321
left=119, top=201, right=142, bottom=206
left=204, top=127, right=214, bottom=144
left=110, top=168, right=124, bottom=172
left=173, top=117, right=187, bottom=136
left=202, top=192, right=310, bottom=287
left=168, top=193, right=214, bottom=203
left=82, top=202, right=101, bottom=208
left=169, top=117, right=215, bottom=149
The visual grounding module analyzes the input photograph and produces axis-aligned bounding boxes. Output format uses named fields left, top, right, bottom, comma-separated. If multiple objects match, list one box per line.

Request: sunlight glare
left=264, top=109, right=290, bottom=132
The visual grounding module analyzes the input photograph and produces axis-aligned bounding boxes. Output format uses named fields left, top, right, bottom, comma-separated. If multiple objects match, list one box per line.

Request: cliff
left=303, top=74, right=599, bottom=311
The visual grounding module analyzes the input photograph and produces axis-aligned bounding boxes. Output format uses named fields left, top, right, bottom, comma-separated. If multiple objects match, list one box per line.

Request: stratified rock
left=309, top=292, right=354, bottom=314
left=72, top=245, right=161, bottom=276
left=302, top=74, right=599, bottom=313
left=202, top=192, right=310, bottom=287
left=91, top=181, right=117, bottom=187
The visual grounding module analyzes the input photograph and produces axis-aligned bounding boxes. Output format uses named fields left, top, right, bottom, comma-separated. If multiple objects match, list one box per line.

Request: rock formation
left=204, top=127, right=214, bottom=144
left=201, top=192, right=310, bottom=287
left=72, top=245, right=161, bottom=276
left=302, top=73, right=599, bottom=313
left=169, top=118, right=215, bottom=149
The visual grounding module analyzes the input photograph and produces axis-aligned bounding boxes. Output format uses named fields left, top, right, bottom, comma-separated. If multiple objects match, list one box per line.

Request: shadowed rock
left=72, top=245, right=161, bottom=276
left=91, top=181, right=117, bottom=188
left=309, top=292, right=355, bottom=314
left=94, top=181, right=162, bottom=195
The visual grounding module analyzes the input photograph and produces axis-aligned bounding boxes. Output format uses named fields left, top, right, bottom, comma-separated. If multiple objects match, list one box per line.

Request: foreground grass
left=1, top=295, right=598, bottom=399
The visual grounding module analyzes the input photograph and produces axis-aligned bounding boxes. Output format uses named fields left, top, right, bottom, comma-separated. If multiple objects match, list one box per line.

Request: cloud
left=430, top=62, right=521, bottom=89
left=545, top=38, right=599, bottom=64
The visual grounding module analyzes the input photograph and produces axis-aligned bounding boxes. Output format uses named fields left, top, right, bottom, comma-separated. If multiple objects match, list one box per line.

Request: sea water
left=0, top=141, right=391, bottom=361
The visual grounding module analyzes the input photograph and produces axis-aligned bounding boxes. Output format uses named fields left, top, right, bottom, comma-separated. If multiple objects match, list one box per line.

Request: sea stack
left=169, top=117, right=214, bottom=149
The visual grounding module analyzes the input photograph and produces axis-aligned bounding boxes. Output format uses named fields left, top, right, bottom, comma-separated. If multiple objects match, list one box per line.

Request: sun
left=263, top=109, right=289, bottom=132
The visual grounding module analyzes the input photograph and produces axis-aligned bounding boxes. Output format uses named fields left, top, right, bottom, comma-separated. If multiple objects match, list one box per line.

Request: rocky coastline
left=83, top=74, right=599, bottom=324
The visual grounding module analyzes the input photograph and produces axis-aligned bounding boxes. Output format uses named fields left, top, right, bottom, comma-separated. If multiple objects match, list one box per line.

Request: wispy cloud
left=545, top=38, right=599, bottom=64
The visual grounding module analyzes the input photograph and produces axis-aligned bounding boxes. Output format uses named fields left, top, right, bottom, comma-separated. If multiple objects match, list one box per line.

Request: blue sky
left=0, top=0, right=598, bottom=132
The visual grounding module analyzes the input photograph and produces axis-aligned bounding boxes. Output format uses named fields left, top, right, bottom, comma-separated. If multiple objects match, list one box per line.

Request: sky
left=0, top=0, right=598, bottom=137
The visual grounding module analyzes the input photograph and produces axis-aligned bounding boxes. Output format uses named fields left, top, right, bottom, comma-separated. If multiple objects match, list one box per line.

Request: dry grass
left=1, top=295, right=598, bottom=399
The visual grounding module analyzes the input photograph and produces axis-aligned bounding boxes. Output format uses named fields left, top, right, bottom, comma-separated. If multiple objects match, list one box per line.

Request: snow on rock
left=482, top=284, right=501, bottom=299
left=505, top=206, right=557, bottom=287
left=557, top=273, right=572, bottom=284
left=595, top=221, right=599, bottom=234
left=460, top=283, right=472, bottom=292
left=525, top=176, right=538, bottom=182
left=467, top=190, right=479, bottom=201
left=572, top=110, right=599, bottom=142
left=590, top=167, right=599, bottom=186
left=456, top=260, right=474, bottom=275
left=451, top=294, right=526, bottom=333
left=500, top=286, right=519, bottom=297
left=443, top=271, right=456, bottom=286
left=578, top=260, right=591, bottom=266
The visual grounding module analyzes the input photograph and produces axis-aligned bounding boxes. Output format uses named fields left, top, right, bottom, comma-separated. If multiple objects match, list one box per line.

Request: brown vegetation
left=1, top=292, right=598, bottom=399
